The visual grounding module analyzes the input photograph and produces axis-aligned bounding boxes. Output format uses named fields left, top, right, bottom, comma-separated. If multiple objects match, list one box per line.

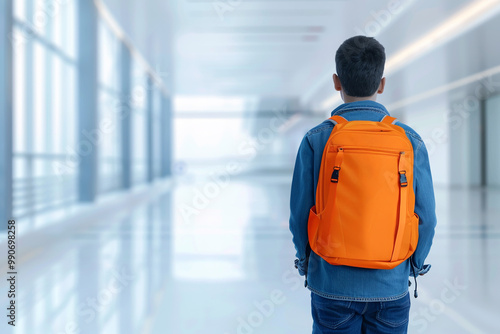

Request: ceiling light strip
left=386, top=64, right=500, bottom=111
left=385, top=0, right=500, bottom=75
left=318, top=0, right=500, bottom=110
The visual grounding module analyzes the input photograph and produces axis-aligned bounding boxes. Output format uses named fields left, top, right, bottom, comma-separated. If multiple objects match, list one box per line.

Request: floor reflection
left=2, top=180, right=499, bottom=333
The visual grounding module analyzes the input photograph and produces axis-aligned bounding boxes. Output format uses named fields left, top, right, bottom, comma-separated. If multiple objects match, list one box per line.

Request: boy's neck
left=342, top=92, right=378, bottom=104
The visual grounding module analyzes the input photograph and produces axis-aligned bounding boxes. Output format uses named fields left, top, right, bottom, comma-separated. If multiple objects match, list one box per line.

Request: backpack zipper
left=330, top=146, right=403, bottom=156
left=329, top=147, right=405, bottom=184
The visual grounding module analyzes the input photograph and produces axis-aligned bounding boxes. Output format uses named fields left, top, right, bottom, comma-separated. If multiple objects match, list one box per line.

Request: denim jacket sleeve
left=411, top=139, right=437, bottom=272
left=289, top=135, right=315, bottom=274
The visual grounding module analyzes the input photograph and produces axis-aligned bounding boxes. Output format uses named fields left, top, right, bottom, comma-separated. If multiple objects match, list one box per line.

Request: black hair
left=335, top=36, right=386, bottom=97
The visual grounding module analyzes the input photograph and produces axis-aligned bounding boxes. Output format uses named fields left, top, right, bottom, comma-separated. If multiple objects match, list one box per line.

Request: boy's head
left=334, top=36, right=386, bottom=101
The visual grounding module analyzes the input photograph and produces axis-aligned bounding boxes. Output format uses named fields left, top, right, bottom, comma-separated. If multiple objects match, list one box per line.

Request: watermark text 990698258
left=6, top=219, right=17, bottom=327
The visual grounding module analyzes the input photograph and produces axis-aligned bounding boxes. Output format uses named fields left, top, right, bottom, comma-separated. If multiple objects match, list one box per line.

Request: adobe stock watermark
left=422, top=74, right=500, bottom=157
left=55, top=266, right=134, bottom=334
left=224, top=290, right=286, bottom=334
left=52, top=88, right=142, bottom=179
left=177, top=106, right=291, bottom=224
left=9, top=0, right=73, bottom=52
left=410, top=277, right=467, bottom=332
left=354, top=0, right=414, bottom=37
left=224, top=268, right=306, bottom=334
left=212, top=0, right=243, bottom=21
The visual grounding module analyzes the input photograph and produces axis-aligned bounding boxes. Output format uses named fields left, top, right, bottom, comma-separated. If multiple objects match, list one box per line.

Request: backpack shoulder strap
left=328, top=115, right=348, bottom=125
left=381, top=115, right=398, bottom=124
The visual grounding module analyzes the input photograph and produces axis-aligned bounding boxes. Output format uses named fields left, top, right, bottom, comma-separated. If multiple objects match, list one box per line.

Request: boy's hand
left=417, top=264, right=431, bottom=276
left=410, top=263, right=431, bottom=277
left=294, top=258, right=308, bottom=276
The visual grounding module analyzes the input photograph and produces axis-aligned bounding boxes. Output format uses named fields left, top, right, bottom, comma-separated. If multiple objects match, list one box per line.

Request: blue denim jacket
left=289, top=100, right=437, bottom=301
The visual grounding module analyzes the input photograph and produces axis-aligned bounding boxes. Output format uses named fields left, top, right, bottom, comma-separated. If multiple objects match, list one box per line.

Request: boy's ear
left=333, top=74, right=342, bottom=92
left=378, top=77, right=386, bottom=94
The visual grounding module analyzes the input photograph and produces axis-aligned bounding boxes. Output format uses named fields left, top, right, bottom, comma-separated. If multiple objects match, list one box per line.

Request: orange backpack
left=307, top=115, right=419, bottom=270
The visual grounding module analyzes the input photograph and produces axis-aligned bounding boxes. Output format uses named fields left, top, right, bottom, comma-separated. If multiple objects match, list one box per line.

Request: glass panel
left=63, top=64, right=77, bottom=150
left=98, top=21, right=119, bottom=90
left=97, top=18, right=122, bottom=194
left=153, top=89, right=162, bottom=177
left=97, top=89, right=122, bottom=193
left=13, top=27, right=27, bottom=153
left=131, top=63, right=148, bottom=185
left=52, top=55, right=63, bottom=154
left=486, top=94, right=500, bottom=187
left=132, top=110, right=147, bottom=184
left=11, top=0, right=78, bottom=218
left=33, top=41, right=47, bottom=154
left=33, top=0, right=48, bottom=37
left=52, top=0, right=64, bottom=53
left=63, top=0, right=77, bottom=59
left=13, top=0, right=26, bottom=20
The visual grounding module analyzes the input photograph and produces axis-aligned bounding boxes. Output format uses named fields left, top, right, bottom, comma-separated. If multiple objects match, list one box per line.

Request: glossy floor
left=2, top=175, right=500, bottom=334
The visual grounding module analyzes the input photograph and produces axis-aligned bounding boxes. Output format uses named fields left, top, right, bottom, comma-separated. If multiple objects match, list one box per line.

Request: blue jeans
left=311, top=292, right=410, bottom=333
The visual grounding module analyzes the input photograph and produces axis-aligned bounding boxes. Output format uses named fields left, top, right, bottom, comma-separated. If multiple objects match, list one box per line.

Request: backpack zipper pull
left=330, top=148, right=344, bottom=183
left=331, top=167, right=340, bottom=183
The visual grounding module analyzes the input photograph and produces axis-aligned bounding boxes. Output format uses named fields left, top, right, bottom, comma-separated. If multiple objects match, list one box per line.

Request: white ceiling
left=101, top=0, right=500, bottom=114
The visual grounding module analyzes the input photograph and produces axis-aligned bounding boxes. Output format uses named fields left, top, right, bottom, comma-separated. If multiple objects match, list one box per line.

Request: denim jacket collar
left=331, top=100, right=390, bottom=117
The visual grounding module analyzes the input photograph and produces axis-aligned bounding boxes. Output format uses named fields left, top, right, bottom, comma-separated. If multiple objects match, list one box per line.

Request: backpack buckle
left=331, top=167, right=341, bottom=183
left=399, top=170, right=408, bottom=187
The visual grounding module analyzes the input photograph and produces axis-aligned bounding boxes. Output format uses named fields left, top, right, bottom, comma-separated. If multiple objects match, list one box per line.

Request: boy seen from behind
left=289, top=36, right=437, bottom=334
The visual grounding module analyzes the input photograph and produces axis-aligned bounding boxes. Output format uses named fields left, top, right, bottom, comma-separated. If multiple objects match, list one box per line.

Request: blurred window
left=97, top=19, right=122, bottom=193
left=12, top=0, right=78, bottom=217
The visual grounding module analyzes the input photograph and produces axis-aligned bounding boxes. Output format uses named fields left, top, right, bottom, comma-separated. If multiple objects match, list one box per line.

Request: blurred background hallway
left=1, top=0, right=500, bottom=333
